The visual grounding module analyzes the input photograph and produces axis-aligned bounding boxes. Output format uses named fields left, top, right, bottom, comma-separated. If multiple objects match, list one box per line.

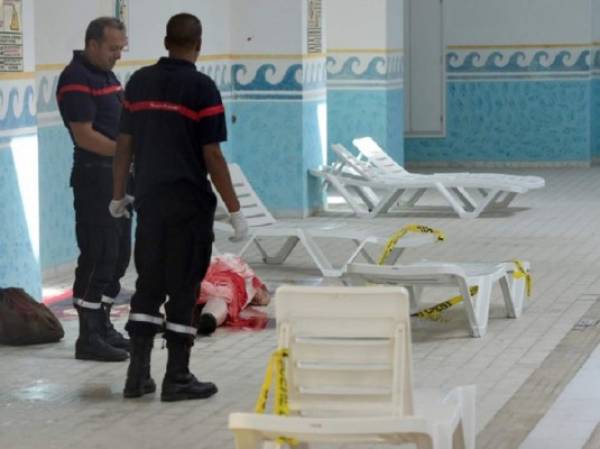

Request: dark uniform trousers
left=71, top=163, right=132, bottom=305
left=125, top=184, right=215, bottom=343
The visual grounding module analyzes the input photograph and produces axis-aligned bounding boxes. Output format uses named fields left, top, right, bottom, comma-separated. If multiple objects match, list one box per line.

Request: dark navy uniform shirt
left=119, top=57, right=226, bottom=204
left=56, top=50, right=123, bottom=174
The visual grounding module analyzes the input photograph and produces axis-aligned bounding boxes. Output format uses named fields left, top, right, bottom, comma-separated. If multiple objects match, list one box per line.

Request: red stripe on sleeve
left=57, top=84, right=122, bottom=102
left=197, top=104, right=225, bottom=119
left=123, top=101, right=225, bottom=122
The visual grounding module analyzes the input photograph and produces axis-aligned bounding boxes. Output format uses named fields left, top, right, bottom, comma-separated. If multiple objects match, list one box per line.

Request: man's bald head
left=165, top=13, right=202, bottom=51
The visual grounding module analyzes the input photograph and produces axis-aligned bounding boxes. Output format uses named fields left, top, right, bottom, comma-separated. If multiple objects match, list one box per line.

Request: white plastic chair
left=213, top=164, right=436, bottom=277
left=345, top=260, right=530, bottom=338
left=228, top=285, right=476, bottom=449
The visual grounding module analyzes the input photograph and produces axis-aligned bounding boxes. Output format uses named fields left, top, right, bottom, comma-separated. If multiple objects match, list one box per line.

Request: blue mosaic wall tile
left=0, top=148, right=41, bottom=298
left=328, top=88, right=404, bottom=163
left=386, top=88, right=404, bottom=163
left=38, top=126, right=77, bottom=269
left=406, top=80, right=590, bottom=162
left=228, top=99, right=324, bottom=215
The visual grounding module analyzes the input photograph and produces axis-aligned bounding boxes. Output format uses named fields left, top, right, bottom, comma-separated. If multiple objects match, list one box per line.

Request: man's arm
left=203, top=143, right=240, bottom=213
left=69, top=122, right=116, bottom=157
left=113, top=133, right=133, bottom=200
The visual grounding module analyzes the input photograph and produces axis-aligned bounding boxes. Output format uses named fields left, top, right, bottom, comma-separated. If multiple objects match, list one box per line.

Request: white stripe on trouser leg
left=128, top=313, right=165, bottom=326
left=101, top=295, right=115, bottom=305
left=73, top=298, right=102, bottom=310
left=165, top=321, right=197, bottom=335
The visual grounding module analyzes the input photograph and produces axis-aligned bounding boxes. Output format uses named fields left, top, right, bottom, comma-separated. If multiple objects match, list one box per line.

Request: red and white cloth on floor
left=196, top=254, right=270, bottom=330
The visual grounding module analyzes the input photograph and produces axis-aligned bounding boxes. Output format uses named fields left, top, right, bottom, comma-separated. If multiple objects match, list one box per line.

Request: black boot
left=75, top=307, right=129, bottom=362
left=102, top=302, right=131, bottom=351
left=161, top=341, right=218, bottom=402
left=123, top=336, right=156, bottom=398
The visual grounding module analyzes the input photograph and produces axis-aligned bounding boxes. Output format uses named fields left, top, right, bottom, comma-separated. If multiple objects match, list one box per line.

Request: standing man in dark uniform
left=57, top=17, right=131, bottom=362
left=111, top=13, right=248, bottom=401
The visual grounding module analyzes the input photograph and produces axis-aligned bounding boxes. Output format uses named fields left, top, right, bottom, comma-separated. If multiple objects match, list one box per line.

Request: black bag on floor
left=0, top=287, right=64, bottom=345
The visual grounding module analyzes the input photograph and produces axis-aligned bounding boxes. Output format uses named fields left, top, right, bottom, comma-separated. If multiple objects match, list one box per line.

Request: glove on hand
left=228, top=210, right=249, bottom=242
left=109, top=195, right=134, bottom=219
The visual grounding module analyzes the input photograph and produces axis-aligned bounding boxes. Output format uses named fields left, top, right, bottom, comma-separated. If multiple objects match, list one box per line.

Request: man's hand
left=229, top=210, right=249, bottom=242
left=109, top=195, right=134, bottom=219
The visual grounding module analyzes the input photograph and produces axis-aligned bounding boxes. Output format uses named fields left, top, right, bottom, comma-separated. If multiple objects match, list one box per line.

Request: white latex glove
left=109, top=195, right=134, bottom=219
left=228, top=210, right=248, bottom=242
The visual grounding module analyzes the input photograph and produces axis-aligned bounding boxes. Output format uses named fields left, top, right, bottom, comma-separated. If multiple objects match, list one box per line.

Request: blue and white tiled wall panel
left=0, top=77, right=41, bottom=298
left=231, top=98, right=325, bottom=216
left=406, top=46, right=592, bottom=165
left=226, top=57, right=327, bottom=216
left=326, top=52, right=404, bottom=163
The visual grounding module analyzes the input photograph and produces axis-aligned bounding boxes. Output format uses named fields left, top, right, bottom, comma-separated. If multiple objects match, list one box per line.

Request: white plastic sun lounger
left=229, top=285, right=476, bottom=449
left=312, top=141, right=544, bottom=218
left=213, top=164, right=436, bottom=277
left=353, top=136, right=545, bottom=190
left=344, top=260, right=530, bottom=338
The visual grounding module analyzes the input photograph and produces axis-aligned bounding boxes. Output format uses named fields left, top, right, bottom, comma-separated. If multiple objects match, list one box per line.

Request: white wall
left=230, top=0, right=303, bottom=53
left=34, top=0, right=95, bottom=64
left=128, top=0, right=231, bottom=59
left=326, top=0, right=388, bottom=49
left=34, top=0, right=231, bottom=65
left=446, top=0, right=592, bottom=45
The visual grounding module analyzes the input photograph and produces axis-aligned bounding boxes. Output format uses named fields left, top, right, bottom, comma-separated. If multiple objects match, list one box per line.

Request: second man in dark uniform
left=57, top=17, right=132, bottom=362
left=111, top=12, right=248, bottom=401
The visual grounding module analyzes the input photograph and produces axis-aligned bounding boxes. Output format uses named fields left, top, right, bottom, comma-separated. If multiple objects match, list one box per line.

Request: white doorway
left=404, top=0, right=446, bottom=137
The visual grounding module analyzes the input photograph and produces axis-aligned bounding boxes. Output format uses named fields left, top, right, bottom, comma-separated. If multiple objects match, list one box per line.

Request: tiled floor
left=520, top=340, right=600, bottom=449
left=2, top=167, right=600, bottom=448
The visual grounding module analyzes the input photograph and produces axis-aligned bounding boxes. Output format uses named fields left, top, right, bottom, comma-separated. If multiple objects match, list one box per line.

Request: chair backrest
left=330, top=143, right=381, bottom=179
left=274, top=285, right=414, bottom=418
left=216, top=164, right=276, bottom=228
left=353, top=137, right=409, bottom=176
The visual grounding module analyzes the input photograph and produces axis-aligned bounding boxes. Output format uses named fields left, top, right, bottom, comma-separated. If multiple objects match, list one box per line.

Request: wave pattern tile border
left=447, top=47, right=591, bottom=81
left=327, top=52, right=404, bottom=89
left=37, top=57, right=326, bottom=120
left=0, top=79, right=36, bottom=144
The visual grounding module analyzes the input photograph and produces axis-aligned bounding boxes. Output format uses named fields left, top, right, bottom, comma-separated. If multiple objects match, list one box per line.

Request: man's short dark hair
left=85, top=17, right=126, bottom=46
left=166, top=13, right=202, bottom=49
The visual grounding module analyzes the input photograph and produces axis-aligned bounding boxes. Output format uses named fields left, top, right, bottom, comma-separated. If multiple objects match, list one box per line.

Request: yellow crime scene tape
left=255, top=348, right=298, bottom=446
left=377, top=224, right=446, bottom=265
left=411, top=286, right=479, bottom=321
left=512, top=259, right=532, bottom=297
left=410, top=260, right=532, bottom=321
